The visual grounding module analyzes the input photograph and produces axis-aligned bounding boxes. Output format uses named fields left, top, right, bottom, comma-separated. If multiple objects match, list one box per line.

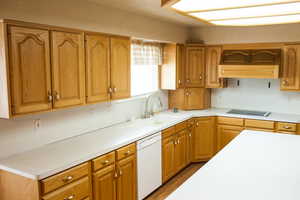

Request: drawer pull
left=124, top=150, right=131, bottom=156
left=62, top=176, right=73, bottom=182
left=189, top=133, right=192, bottom=137
left=114, top=171, right=118, bottom=178
left=102, top=160, right=110, bottom=165
left=119, top=170, right=123, bottom=176
left=283, top=126, right=292, bottom=129
left=64, top=194, right=75, bottom=200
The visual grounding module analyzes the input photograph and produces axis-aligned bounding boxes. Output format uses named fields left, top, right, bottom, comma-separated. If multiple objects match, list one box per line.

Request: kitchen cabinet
left=162, top=132, right=176, bottom=183
left=169, top=88, right=211, bottom=110
left=85, top=34, right=111, bottom=103
left=174, top=130, right=187, bottom=172
left=93, top=165, right=117, bottom=200
left=51, top=31, right=86, bottom=108
left=185, top=119, right=194, bottom=165
left=8, top=26, right=52, bottom=115
left=281, top=45, right=300, bottom=91
left=185, top=46, right=205, bottom=87
left=110, top=36, right=131, bottom=100
left=116, top=155, right=137, bottom=200
left=217, top=125, right=244, bottom=151
left=193, top=117, right=215, bottom=161
left=161, top=44, right=185, bottom=90
left=206, top=46, right=226, bottom=88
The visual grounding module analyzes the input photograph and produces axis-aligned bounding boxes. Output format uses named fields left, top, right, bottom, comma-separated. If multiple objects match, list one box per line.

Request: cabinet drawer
left=42, top=177, right=89, bottom=200
left=175, top=121, right=187, bottom=132
left=116, top=143, right=136, bottom=161
left=92, top=151, right=115, bottom=172
left=245, top=127, right=274, bottom=132
left=245, top=119, right=274, bottom=130
left=41, top=162, right=89, bottom=194
left=217, top=117, right=244, bottom=126
left=277, top=122, right=297, bottom=132
left=187, top=119, right=195, bottom=127
left=162, top=126, right=176, bottom=139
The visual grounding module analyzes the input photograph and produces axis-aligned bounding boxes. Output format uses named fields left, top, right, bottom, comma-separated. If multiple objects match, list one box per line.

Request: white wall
left=189, top=23, right=300, bottom=44
left=212, top=79, right=300, bottom=114
left=0, top=0, right=182, bottom=159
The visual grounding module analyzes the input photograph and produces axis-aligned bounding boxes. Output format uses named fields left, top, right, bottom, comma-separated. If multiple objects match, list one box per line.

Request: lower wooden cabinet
left=92, top=144, right=137, bottom=200
left=193, top=117, right=215, bottom=161
left=116, top=155, right=137, bottom=200
left=93, top=165, right=117, bottom=200
left=185, top=121, right=194, bottom=165
left=217, top=125, right=244, bottom=151
left=174, top=130, right=187, bottom=172
left=162, top=133, right=176, bottom=183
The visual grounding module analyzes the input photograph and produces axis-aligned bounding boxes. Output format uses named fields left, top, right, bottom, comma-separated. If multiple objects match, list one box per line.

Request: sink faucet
left=144, top=93, right=163, bottom=118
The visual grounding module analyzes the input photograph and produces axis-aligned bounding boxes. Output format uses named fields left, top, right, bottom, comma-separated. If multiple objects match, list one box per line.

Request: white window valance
left=131, top=40, right=163, bottom=65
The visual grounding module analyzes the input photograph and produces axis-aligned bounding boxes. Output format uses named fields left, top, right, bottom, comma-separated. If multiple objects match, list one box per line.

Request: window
left=131, top=40, right=162, bottom=96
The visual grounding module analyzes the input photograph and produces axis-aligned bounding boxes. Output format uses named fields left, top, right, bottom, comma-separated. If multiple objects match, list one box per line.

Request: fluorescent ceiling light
left=211, top=14, right=300, bottom=26
left=189, top=2, right=300, bottom=20
left=171, top=0, right=298, bottom=12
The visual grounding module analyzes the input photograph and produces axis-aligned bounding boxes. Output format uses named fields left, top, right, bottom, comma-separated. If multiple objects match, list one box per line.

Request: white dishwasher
left=137, top=132, right=162, bottom=200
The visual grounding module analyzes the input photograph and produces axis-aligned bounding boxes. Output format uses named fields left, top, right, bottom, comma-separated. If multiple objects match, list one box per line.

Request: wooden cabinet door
left=185, top=88, right=211, bottom=110
left=8, top=26, right=52, bottom=115
left=162, top=136, right=176, bottom=183
left=51, top=31, right=85, bottom=108
left=281, top=45, right=300, bottom=91
left=176, top=44, right=185, bottom=88
left=193, top=117, right=215, bottom=161
left=168, top=88, right=185, bottom=110
left=185, top=47, right=205, bottom=87
left=116, top=155, right=136, bottom=200
left=110, top=37, right=130, bottom=100
left=217, top=125, right=244, bottom=151
left=185, top=126, right=194, bottom=165
left=85, top=34, right=110, bottom=103
left=206, top=46, right=226, bottom=88
left=93, top=165, right=117, bottom=200
left=174, top=130, right=187, bottom=173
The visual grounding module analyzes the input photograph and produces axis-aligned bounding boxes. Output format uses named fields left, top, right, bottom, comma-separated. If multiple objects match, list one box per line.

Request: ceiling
left=86, top=0, right=206, bottom=27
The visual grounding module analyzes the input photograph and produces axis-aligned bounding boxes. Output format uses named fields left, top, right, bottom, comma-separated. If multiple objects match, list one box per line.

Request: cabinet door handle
left=178, top=79, right=181, bottom=84
left=199, top=75, right=202, bottom=80
left=282, top=80, right=288, bottom=86
left=102, top=160, right=109, bottom=165
left=284, top=126, right=292, bottom=129
left=177, top=139, right=180, bottom=144
left=108, top=88, right=113, bottom=94
left=47, top=91, right=53, bottom=102
left=113, top=87, right=117, bottom=93
left=54, top=91, right=60, bottom=101
left=124, top=150, right=131, bottom=156
left=62, top=175, right=73, bottom=182
left=119, top=170, right=123, bottom=176
left=64, top=194, right=75, bottom=200
left=114, top=171, right=118, bottom=178
left=189, top=133, right=192, bottom=137
left=196, top=122, right=199, bottom=127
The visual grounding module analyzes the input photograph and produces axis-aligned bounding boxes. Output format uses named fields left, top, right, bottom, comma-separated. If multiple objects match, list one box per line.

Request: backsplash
left=0, top=91, right=168, bottom=159
left=212, top=79, right=300, bottom=114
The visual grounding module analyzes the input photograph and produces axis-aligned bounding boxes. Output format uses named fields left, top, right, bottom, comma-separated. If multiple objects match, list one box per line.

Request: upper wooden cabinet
left=0, top=20, right=132, bottom=118
left=110, top=37, right=131, bottom=100
left=205, top=46, right=226, bottom=88
left=161, top=44, right=185, bottom=90
left=51, top=31, right=86, bottom=108
left=185, top=46, right=205, bottom=87
left=169, top=88, right=211, bottom=110
left=8, top=26, right=52, bottom=115
left=85, top=34, right=110, bottom=103
left=281, top=45, right=300, bottom=91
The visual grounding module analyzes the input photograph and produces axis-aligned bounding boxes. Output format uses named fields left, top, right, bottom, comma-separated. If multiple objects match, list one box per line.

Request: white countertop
left=166, top=130, right=300, bottom=200
left=1, top=108, right=300, bottom=180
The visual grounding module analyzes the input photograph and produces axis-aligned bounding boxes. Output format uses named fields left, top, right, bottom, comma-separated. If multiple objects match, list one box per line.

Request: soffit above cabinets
left=162, top=0, right=300, bottom=26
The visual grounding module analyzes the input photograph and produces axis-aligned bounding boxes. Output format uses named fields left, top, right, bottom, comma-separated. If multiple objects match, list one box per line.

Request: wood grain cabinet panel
left=206, top=46, right=226, bottom=88
left=217, top=125, right=244, bottom=151
left=110, top=37, right=130, bottom=100
left=185, top=124, right=194, bottom=165
left=185, top=46, right=205, bottom=87
left=174, top=130, right=187, bottom=172
left=116, top=155, right=137, bottom=200
left=185, top=88, right=211, bottom=110
left=193, top=117, right=215, bottom=161
left=93, top=165, right=117, bottom=200
left=8, top=26, right=52, bottom=115
left=281, top=45, right=300, bottom=91
left=162, top=135, right=176, bottom=183
left=85, top=34, right=110, bottom=103
left=51, top=31, right=85, bottom=108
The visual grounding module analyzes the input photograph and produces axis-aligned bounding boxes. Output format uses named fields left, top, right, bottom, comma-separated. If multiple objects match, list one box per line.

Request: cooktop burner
left=227, top=109, right=271, bottom=117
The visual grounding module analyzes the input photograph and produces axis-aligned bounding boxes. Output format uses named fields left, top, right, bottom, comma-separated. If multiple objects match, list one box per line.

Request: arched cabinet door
left=110, top=37, right=131, bottom=100
left=9, top=26, right=52, bottom=115
left=281, top=45, right=300, bottom=91
left=51, top=31, right=85, bottom=108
